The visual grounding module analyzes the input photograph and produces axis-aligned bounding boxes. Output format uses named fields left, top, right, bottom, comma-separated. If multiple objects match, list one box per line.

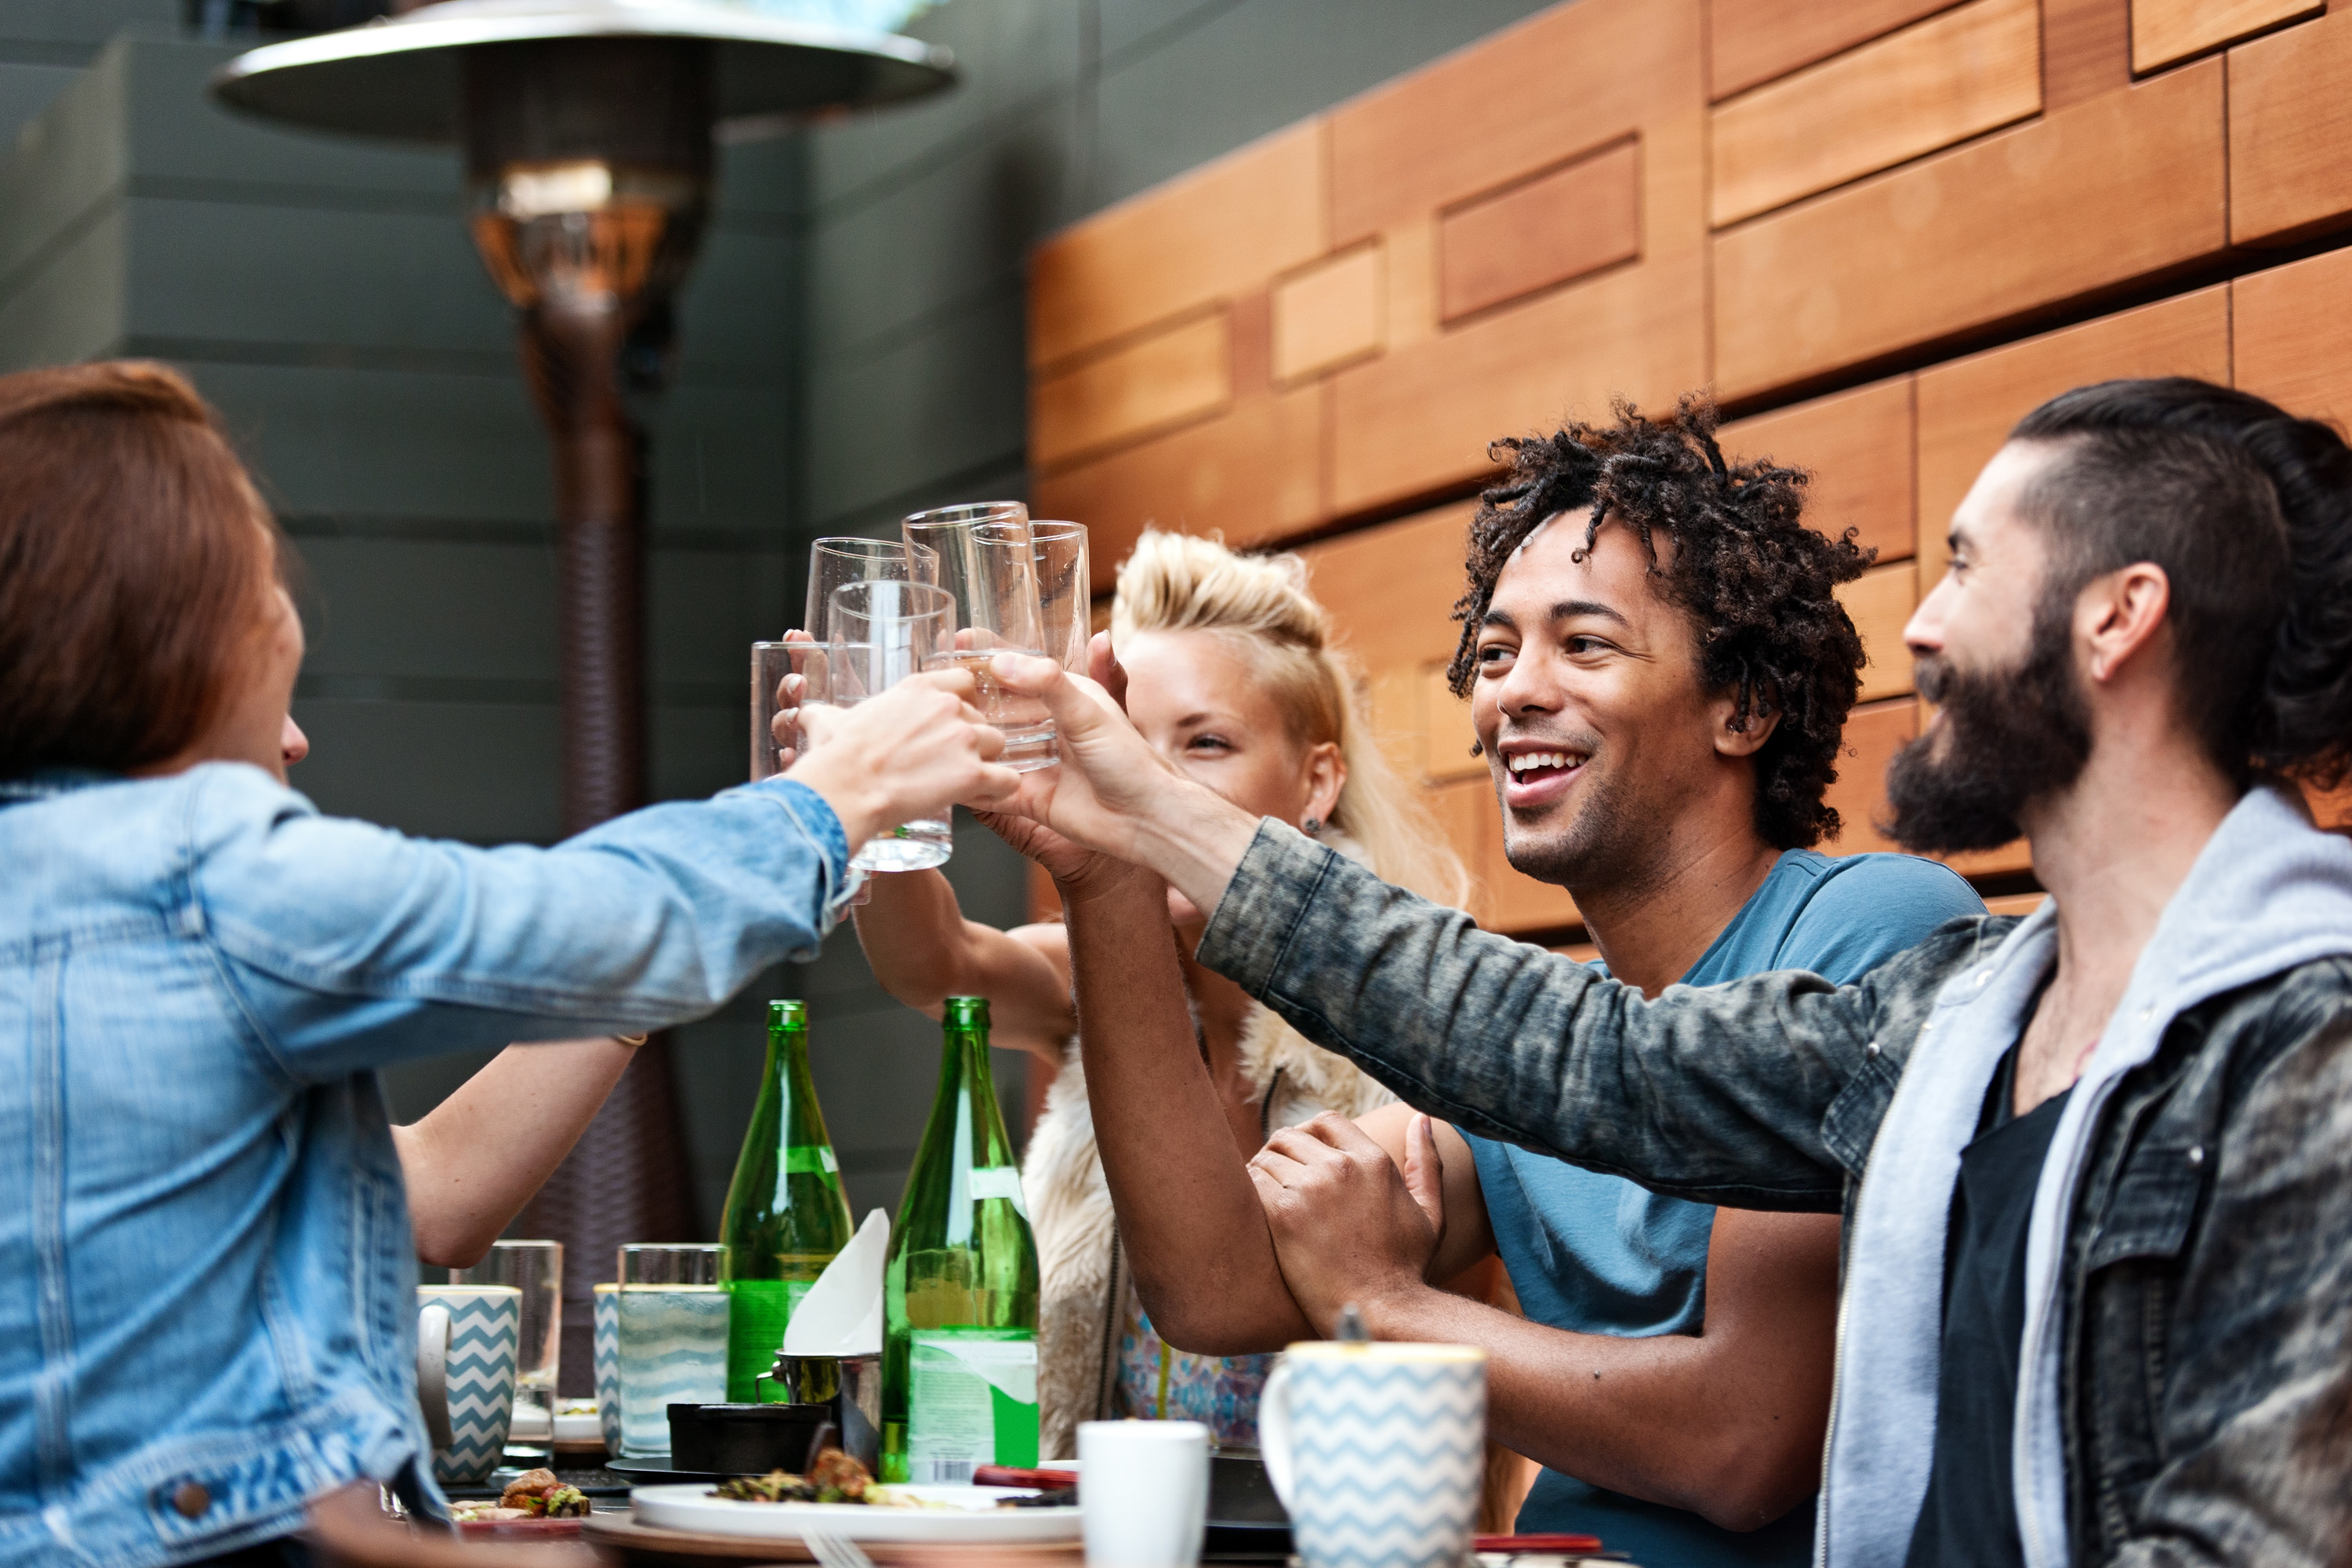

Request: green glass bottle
left=719, top=1000, right=855, bottom=1402
left=880, top=996, right=1040, bottom=1482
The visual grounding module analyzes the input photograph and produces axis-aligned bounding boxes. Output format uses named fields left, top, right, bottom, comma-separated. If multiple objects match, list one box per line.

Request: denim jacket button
left=172, top=1482, right=210, bottom=1519
left=1865, top=1040, right=1881, bottom=1058
left=2187, top=1145, right=2205, bottom=1167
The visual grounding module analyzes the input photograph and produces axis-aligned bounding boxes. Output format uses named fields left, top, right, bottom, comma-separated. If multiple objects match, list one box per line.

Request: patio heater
left=212, top=0, right=954, bottom=1394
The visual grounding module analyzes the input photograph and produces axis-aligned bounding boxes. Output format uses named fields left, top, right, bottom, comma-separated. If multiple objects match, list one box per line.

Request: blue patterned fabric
left=1467, top=851, right=1983, bottom=1566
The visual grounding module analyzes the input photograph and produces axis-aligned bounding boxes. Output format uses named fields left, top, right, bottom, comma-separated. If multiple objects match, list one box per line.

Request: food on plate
left=710, top=1449, right=1075, bottom=1511
left=463, top=1468, right=590, bottom=1518
left=713, top=1446, right=875, bottom=1504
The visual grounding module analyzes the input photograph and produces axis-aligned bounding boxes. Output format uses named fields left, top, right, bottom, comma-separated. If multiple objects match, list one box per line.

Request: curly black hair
left=1446, top=394, right=1873, bottom=850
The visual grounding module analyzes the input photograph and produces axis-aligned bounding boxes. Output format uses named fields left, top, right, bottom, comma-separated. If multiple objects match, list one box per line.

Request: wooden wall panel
left=1705, top=0, right=1955, bottom=99
left=1328, top=0, right=1700, bottom=245
left=1428, top=778, right=1498, bottom=926
left=1274, top=245, right=1384, bottom=384
left=1330, top=244, right=1708, bottom=514
left=1839, top=561, right=1920, bottom=702
left=1029, top=310, right=1230, bottom=468
left=1033, top=384, right=1322, bottom=591
left=1296, top=503, right=1473, bottom=675
left=1439, top=140, right=1642, bottom=322
left=1718, top=376, right=1915, bottom=564
left=1422, top=664, right=1485, bottom=783
left=1821, top=695, right=1917, bottom=854
left=2228, top=7, right=2352, bottom=247
left=2234, top=246, right=2352, bottom=425
left=1714, top=61, right=2227, bottom=401
left=2134, top=0, right=2318, bottom=72
left=1029, top=121, right=1323, bottom=370
left=1710, top=0, right=2042, bottom=227
left=1912, top=286, right=2230, bottom=583
left=2043, top=0, right=2131, bottom=110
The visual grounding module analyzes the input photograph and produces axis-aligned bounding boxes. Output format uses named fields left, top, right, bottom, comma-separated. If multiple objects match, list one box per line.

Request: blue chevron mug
left=1258, top=1342, right=1487, bottom=1568
left=416, top=1284, right=521, bottom=1487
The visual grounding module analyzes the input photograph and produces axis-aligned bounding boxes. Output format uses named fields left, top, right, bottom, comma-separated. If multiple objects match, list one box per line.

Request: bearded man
left=994, top=376, right=2352, bottom=1567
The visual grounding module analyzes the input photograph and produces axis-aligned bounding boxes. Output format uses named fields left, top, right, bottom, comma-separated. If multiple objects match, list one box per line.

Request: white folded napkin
left=782, top=1207, right=889, bottom=1357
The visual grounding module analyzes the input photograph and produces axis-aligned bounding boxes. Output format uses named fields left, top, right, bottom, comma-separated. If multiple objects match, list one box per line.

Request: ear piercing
left=1301, top=817, right=1323, bottom=837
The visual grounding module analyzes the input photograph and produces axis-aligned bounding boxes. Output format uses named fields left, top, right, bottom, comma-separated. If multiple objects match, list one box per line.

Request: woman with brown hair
left=0, top=360, right=1011, bottom=1567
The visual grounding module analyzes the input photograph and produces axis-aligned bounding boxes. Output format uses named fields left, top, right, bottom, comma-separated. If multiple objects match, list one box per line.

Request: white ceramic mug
left=1077, top=1420, right=1209, bottom=1568
left=416, top=1284, right=521, bottom=1487
left=1259, top=1341, right=1486, bottom=1568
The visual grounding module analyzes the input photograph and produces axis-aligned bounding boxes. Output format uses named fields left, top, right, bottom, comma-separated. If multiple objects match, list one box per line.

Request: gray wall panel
left=0, top=202, right=122, bottom=368
left=806, top=285, right=1025, bottom=525
left=124, top=196, right=510, bottom=354
left=286, top=696, right=564, bottom=843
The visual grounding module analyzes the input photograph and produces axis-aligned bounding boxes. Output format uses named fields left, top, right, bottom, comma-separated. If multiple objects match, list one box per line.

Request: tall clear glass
left=751, top=640, right=794, bottom=782
left=615, top=1243, right=728, bottom=1457
left=822, top=579, right=957, bottom=872
left=1029, top=521, right=1092, bottom=672
left=804, top=535, right=939, bottom=636
left=446, top=1239, right=563, bottom=1468
left=902, top=503, right=1058, bottom=771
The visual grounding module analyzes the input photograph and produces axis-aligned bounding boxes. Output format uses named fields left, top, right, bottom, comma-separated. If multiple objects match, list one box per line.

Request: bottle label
left=725, top=1278, right=816, bottom=1403
left=906, top=1329, right=1039, bottom=1481
left=965, top=1166, right=1027, bottom=1218
left=785, top=1145, right=839, bottom=1175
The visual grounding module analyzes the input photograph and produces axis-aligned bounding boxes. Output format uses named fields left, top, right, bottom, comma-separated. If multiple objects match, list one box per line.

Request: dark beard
left=1882, top=594, right=2092, bottom=855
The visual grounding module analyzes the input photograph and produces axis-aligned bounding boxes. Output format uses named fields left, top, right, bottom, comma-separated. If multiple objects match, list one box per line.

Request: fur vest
left=1020, top=1001, right=1396, bottom=1462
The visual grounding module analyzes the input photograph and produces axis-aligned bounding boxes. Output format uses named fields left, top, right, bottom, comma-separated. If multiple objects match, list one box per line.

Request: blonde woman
left=796, top=530, right=1469, bottom=1461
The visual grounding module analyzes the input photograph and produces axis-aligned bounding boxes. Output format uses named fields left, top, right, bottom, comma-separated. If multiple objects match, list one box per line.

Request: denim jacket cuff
left=1196, top=816, right=1331, bottom=999
left=747, top=778, right=858, bottom=936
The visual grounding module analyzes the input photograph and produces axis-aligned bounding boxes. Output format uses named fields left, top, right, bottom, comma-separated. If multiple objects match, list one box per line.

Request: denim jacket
left=0, top=764, right=851, bottom=1566
left=1198, top=809, right=2352, bottom=1568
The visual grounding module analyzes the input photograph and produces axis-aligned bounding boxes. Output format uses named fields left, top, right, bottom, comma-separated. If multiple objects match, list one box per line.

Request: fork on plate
left=800, top=1525, right=877, bottom=1568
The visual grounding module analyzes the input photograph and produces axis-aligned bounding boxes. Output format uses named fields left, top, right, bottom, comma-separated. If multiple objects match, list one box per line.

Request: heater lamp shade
left=209, top=0, right=955, bottom=143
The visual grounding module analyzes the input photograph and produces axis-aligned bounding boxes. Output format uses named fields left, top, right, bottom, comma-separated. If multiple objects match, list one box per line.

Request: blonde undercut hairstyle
left=1109, top=530, right=1472, bottom=910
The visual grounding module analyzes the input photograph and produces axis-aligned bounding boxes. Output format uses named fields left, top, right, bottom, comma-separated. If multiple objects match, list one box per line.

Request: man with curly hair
left=1028, top=397, right=1980, bottom=1566
left=1004, top=376, right=2352, bottom=1568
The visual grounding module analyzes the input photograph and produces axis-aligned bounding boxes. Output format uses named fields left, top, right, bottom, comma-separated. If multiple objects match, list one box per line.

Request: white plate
left=630, top=1484, right=1080, bottom=1543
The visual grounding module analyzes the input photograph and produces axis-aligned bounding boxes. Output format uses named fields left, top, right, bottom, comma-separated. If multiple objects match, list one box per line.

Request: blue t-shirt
left=1468, top=849, right=1984, bottom=1566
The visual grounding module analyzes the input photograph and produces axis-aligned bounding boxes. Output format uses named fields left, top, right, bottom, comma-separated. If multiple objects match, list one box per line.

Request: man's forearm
left=1197, top=820, right=1907, bottom=1208
left=1062, top=869, right=1312, bottom=1354
left=1352, top=1285, right=1820, bottom=1531
left=1128, top=782, right=1261, bottom=930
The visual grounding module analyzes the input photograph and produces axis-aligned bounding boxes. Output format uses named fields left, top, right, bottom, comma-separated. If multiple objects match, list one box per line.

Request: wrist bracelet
left=615, top=1032, right=650, bottom=1047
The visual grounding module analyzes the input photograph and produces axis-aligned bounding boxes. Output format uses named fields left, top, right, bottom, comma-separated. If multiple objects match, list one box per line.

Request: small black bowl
left=667, top=1403, right=836, bottom=1476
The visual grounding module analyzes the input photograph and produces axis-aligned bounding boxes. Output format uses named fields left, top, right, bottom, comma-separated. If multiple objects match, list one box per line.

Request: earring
left=1301, top=817, right=1323, bottom=837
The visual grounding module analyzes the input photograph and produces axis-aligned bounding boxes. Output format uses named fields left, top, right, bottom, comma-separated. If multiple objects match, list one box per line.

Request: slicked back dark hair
left=1447, top=395, right=1873, bottom=850
left=2009, top=376, right=2352, bottom=789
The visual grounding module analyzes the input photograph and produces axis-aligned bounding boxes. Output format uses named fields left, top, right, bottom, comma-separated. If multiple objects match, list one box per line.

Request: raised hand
left=792, top=670, right=1017, bottom=852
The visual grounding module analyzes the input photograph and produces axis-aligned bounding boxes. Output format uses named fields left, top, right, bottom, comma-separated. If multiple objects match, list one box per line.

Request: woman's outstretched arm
left=851, top=869, right=1076, bottom=1062
left=394, top=1036, right=641, bottom=1268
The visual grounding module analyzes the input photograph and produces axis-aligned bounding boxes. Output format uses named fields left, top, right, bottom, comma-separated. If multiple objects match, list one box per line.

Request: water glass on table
left=615, top=1243, right=730, bottom=1458
left=902, top=502, right=1058, bottom=770
left=1029, top=521, right=1092, bottom=672
left=445, top=1239, right=563, bottom=1468
left=820, top=579, right=958, bottom=872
